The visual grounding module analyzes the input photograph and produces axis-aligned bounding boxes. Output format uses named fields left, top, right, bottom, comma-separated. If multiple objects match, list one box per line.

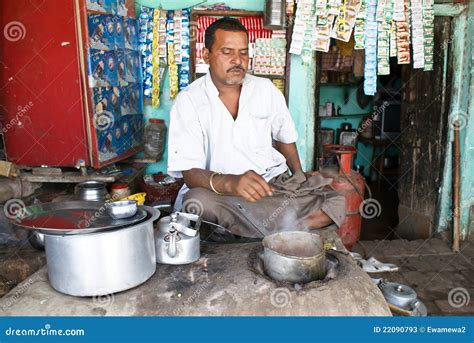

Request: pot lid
left=10, top=201, right=147, bottom=235
left=380, top=281, right=417, bottom=309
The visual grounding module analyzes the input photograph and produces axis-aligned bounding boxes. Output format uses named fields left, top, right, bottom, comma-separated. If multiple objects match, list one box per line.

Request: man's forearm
left=274, top=141, right=302, bottom=174
left=182, top=168, right=234, bottom=193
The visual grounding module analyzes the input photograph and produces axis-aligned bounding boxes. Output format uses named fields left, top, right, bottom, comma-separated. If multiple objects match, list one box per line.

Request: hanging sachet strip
left=410, top=0, right=424, bottom=69
left=151, top=9, right=161, bottom=107
left=396, top=0, right=410, bottom=64
left=167, top=11, right=179, bottom=99
left=364, top=0, right=378, bottom=95
left=377, top=0, right=392, bottom=75
left=179, top=9, right=191, bottom=90
left=422, top=0, right=434, bottom=71
left=138, top=6, right=154, bottom=98
left=290, top=0, right=314, bottom=55
left=354, top=0, right=366, bottom=50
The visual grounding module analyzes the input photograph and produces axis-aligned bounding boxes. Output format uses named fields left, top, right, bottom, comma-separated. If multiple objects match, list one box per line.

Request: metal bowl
left=106, top=200, right=138, bottom=220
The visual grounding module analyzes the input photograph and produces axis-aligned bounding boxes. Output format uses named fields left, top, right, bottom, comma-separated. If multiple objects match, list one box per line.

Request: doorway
left=314, top=16, right=453, bottom=241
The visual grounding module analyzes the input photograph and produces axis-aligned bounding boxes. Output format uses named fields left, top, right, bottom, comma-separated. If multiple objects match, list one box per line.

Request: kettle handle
left=168, top=228, right=177, bottom=258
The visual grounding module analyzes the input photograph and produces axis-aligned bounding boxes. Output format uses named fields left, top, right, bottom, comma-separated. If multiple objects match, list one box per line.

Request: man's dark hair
left=204, top=17, right=248, bottom=51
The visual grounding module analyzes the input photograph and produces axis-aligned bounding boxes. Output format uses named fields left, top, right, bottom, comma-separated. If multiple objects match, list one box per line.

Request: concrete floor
left=353, top=239, right=474, bottom=316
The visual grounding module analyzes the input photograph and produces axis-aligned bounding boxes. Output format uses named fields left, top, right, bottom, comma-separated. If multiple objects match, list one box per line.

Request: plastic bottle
left=144, top=118, right=166, bottom=160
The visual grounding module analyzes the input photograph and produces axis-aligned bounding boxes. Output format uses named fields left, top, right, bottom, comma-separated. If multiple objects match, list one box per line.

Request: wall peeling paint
left=437, top=2, right=473, bottom=238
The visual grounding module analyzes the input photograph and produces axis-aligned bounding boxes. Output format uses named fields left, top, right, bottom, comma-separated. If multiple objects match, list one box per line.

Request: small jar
left=110, top=183, right=131, bottom=201
left=144, top=118, right=166, bottom=160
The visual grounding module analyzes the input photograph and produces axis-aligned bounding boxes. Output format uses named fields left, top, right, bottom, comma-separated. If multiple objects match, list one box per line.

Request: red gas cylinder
left=323, top=145, right=365, bottom=250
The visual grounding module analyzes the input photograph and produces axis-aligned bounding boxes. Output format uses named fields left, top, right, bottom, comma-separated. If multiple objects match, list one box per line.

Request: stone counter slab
left=0, top=242, right=391, bottom=316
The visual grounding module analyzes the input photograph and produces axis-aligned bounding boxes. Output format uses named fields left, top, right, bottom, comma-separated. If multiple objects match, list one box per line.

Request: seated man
left=167, top=17, right=346, bottom=238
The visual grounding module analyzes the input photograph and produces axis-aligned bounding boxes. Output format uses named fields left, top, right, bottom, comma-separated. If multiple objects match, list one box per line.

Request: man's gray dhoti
left=183, top=170, right=347, bottom=238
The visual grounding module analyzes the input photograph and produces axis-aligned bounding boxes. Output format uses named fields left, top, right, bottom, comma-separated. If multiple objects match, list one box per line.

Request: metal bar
left=453, top=127, right=461, bottom=252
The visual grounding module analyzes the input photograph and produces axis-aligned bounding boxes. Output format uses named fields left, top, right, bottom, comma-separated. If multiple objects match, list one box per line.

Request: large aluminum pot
left=262, top=231, right=326, bottom=284
left=44, top=206, right=159, bottom=297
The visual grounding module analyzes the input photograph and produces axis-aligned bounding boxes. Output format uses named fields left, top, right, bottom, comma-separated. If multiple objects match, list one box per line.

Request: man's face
left=203, top=29, right=249, bottom=86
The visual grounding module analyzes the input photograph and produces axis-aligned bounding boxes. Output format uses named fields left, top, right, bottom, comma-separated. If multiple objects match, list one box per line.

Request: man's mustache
left=227, top=66, right=245, bottom=72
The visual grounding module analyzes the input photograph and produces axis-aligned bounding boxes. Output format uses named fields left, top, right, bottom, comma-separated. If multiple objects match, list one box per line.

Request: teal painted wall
left=437, top=2, right=474, bottom=238
left=287, top=54, right=317, bottom=171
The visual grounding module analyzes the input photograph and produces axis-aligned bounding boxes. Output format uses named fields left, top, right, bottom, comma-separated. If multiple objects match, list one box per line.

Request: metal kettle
left=155, top=212, right=201, bottom=265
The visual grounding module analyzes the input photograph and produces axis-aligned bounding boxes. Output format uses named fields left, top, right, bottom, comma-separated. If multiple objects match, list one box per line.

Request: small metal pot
left=75, top=181, right=108, bottom=202
left=262, top=231, right=326, bottom=284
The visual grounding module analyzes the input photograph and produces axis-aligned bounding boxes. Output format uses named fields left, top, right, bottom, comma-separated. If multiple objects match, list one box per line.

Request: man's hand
left=227, top=170, right=273, bottom=202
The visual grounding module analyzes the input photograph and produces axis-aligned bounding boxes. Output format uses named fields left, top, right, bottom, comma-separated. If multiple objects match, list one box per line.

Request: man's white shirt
left=167, top=71, right=298, bottom=209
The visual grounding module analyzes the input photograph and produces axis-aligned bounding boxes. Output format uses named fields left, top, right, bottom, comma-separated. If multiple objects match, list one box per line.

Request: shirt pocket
left=247, top=115, right=273, bottom=151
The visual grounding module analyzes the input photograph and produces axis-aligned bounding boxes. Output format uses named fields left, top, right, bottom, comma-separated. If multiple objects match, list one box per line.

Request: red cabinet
left=0, top=0, right=142, bottom=168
